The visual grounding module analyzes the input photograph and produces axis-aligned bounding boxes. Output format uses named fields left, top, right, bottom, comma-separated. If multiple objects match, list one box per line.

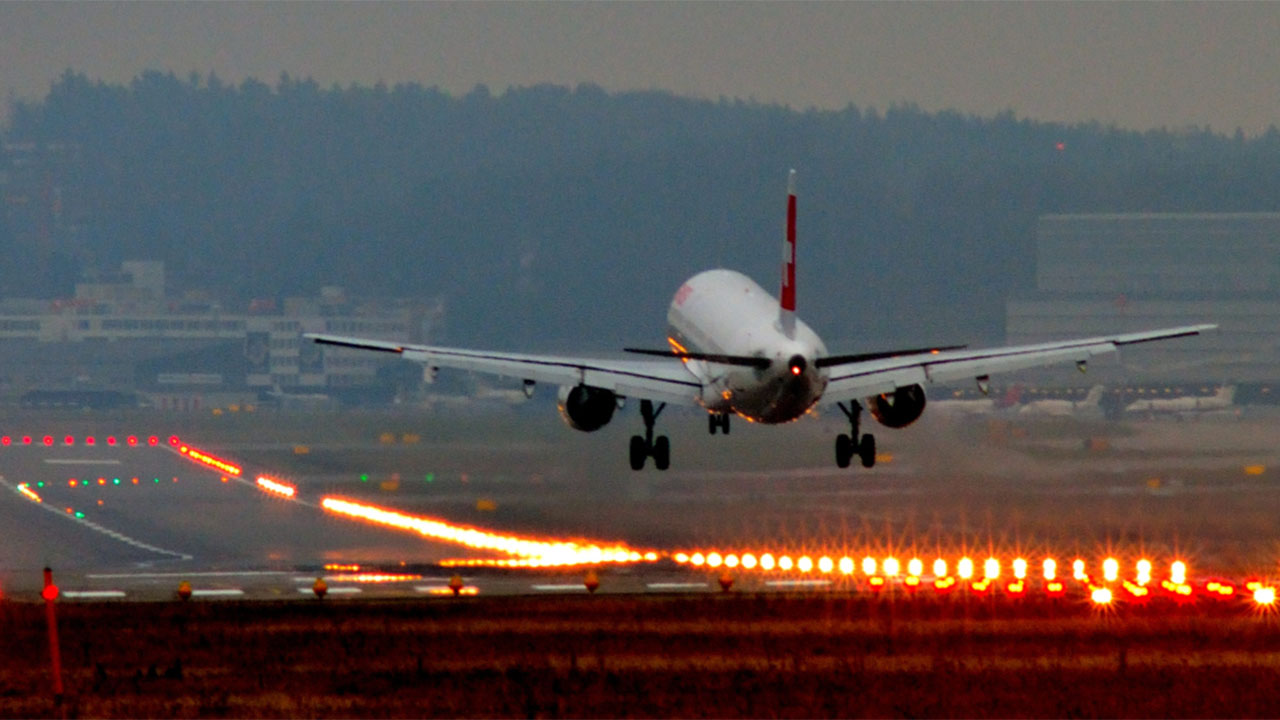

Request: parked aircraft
left=1017, top=385, right=1107, bottom=417
left=307, top=171, right=1214, bottom=470
left=1125, top=385, right=1236, bottom=417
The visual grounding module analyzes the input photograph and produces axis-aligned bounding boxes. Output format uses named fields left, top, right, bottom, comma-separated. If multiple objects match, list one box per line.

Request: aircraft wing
left=822, top=324, right=1216, bottom=402
left=305, top=333, right=704, bottom=406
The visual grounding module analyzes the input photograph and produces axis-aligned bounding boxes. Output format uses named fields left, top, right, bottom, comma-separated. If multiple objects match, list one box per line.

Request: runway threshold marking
left=191, top=589, right=245, bottom=598
left=531, top=584, right=590, bottom=592
left=62, top=590, right=127, bottom=599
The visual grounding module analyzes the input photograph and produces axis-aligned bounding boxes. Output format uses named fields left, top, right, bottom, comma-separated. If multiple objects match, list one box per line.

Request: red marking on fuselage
left=674, top=283, right=693, bottom=307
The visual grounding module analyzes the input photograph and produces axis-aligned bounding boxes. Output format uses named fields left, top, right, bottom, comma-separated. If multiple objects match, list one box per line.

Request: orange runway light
left=1043, top=558, right=1057, bottom=581
left=907, top=557, right=923, bottom=578
left=760, top=553, right=776, bottom=571
left=1091, top=587, right=1114, bottom=605
left=838, top=556, right=854, bottom=575
left=256, top=476, right=297, bottom=498
left=16, top=483, right=42, bottom=503
left=883, top=557, right=900, bottom=578
left=957, top=557, right=974, bottom=580
left=1171, top=560, right=1188, bottom=585
left=1103, top=557, right=1120, bottom=583
left=1072, top=559, right=1087, bottom=582
left=320, top=496, right=654, bottom=567
left=861, top=556, right=877, bottom=576
left=933, top=558, right=948, bottom=578
left=181, top=447, right=243, bottom=476
left=1254, top=587, right=1276, bottom=606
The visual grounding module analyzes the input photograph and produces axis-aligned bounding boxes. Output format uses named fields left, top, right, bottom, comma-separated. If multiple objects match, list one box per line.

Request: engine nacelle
left=556, top=384, right=618, bottom=432
left=867, top=384, right=927, bottom=429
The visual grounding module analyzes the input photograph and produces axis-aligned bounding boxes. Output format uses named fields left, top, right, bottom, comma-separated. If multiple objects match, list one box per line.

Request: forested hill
left=4, top=71, right=1280, bottom=349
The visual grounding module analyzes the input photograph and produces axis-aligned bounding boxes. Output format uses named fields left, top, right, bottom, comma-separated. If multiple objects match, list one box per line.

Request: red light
left=790, top=365, right=802, bottom=376
left=1, top=436, right=9, bottom=446
left=148, top=436, right=159, bottom=446
left=85, top=436, right=95, bottom=446
left=22, top=436, right=32, bottom=445
left=43, top=436, right=53, bottom=446
left=169, top=436, right=180, bottom=446
left=64, top=436, right=74, bottom=445
left=41, top=584, right=58, bottom=602
left=127, top=436, right=138, bottom=446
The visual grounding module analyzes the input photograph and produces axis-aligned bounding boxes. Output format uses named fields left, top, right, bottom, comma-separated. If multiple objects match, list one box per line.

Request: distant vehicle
left=307, top=171, right=1214, bottom=471
left=1017, top=385, right=1107, bottom=418
left=1125, top=385, right=1236, bottom=417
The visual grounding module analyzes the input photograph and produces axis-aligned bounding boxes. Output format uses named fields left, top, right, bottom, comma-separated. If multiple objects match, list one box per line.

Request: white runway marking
left=297, top=586, right=362, bottom=595
left=191, top=589, right=245, bottom=597
left=44, top=459, right=123, bottom=465
left=764, top=579, right=832, bottom=588
left=62, top=590, right=127, bottom=599
left=89, top=571, right=289, bottom=579
left=531, top=584, right=590, bottom=591
left=647, top=582, right=708, bottom=590
left=1, top=477, right=194, bottom=561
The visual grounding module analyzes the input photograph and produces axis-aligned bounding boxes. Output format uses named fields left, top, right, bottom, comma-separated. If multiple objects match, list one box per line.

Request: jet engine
left=557, top=384, right=618, bottom=432
left=867, top=384, right=927, bottom=429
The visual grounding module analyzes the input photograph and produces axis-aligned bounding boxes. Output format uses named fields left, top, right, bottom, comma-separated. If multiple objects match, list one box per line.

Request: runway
left=4, top=409, right=1280, bottom=606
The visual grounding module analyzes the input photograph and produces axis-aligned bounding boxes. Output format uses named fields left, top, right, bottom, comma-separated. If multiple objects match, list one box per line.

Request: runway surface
left=3, top=408, right=1280, bottom=605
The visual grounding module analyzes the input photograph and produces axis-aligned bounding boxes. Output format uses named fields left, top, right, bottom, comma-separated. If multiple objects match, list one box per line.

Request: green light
left=360, top=473, right=369, bottom=482
left=82, top=480, right=90, bottom=486
left=154, top=478, right=161, bottom=483
left=74, top=511, right=85, bottom=519
left=36, top=481, right=44, bottom=488
left=425, top=473, right=434, bottom=483
left=112, top=478, right=120, bottom=485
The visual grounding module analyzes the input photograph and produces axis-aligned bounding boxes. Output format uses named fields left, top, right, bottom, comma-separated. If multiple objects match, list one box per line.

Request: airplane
left=1016, top=384, right=1107, bottom=418
left=306, top=171, right=1215, bottom=471
left=930, top=385, right=1024, bottom=417
left=1124, top=384, right=1236, bottom=417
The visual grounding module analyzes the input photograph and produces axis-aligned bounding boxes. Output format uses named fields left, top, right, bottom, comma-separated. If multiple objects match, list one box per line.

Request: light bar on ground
left=256, top=476, right=297, bottom=498
left=321, top=496, right=653, bottom=566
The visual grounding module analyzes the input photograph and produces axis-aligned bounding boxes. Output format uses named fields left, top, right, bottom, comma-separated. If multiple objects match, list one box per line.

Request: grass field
left=4, top=594, right=1280, bottom=718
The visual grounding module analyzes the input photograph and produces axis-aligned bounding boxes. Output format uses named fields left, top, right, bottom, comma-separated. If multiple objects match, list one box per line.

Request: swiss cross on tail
left=780, top=169, right=798, bottom=337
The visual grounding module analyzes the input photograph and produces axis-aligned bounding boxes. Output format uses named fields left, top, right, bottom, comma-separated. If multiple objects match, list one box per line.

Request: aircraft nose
left=787, top=354, right=807, bottom=377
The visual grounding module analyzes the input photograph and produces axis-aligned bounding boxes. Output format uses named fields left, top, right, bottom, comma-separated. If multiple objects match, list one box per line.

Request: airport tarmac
left=4, top=406, right=1280, bottom=601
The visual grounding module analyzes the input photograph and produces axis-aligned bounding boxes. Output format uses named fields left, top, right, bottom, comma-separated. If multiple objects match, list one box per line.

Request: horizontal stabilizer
left=815, top=344, right=968, bottom=368
left=624, top=348, right=771, bottom=369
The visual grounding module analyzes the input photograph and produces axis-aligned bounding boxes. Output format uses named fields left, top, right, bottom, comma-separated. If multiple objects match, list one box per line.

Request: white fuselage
left=666, top=269, right=828, bottom=424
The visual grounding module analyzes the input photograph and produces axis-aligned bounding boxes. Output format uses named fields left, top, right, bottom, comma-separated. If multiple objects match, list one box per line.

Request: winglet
left=780, top=169, right=798, bottom=336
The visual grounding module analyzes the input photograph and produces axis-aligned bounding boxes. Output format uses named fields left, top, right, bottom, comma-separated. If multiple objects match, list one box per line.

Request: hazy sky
left=2, top=1, right=1278, bottom=135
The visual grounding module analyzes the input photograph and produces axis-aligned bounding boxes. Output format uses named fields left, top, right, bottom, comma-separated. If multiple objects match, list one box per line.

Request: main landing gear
left=630, top=399, right=670, bottom=471
left=835, top=401, right=876, bottom=469
left=708, top=412, right=730, bottom=435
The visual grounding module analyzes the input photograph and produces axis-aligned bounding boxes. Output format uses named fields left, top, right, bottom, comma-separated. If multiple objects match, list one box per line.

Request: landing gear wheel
left=652, top=436, right=670, bottom=471
left=709, top=413, right=731, bottom=435
left=858, top=433, right=877, bottom=469
left=835, top=433, right=853, bottom=469
left=629, top=435, right=648, bottom=471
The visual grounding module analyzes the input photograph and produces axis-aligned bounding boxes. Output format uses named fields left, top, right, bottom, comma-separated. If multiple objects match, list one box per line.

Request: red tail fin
left=781, top=169, right=797, bottom=313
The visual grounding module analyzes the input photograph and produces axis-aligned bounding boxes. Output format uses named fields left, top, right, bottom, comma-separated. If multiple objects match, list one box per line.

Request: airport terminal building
left=0, top=261, right=436, bottom=409
left=1006, top=213, right=1280, bottom=392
